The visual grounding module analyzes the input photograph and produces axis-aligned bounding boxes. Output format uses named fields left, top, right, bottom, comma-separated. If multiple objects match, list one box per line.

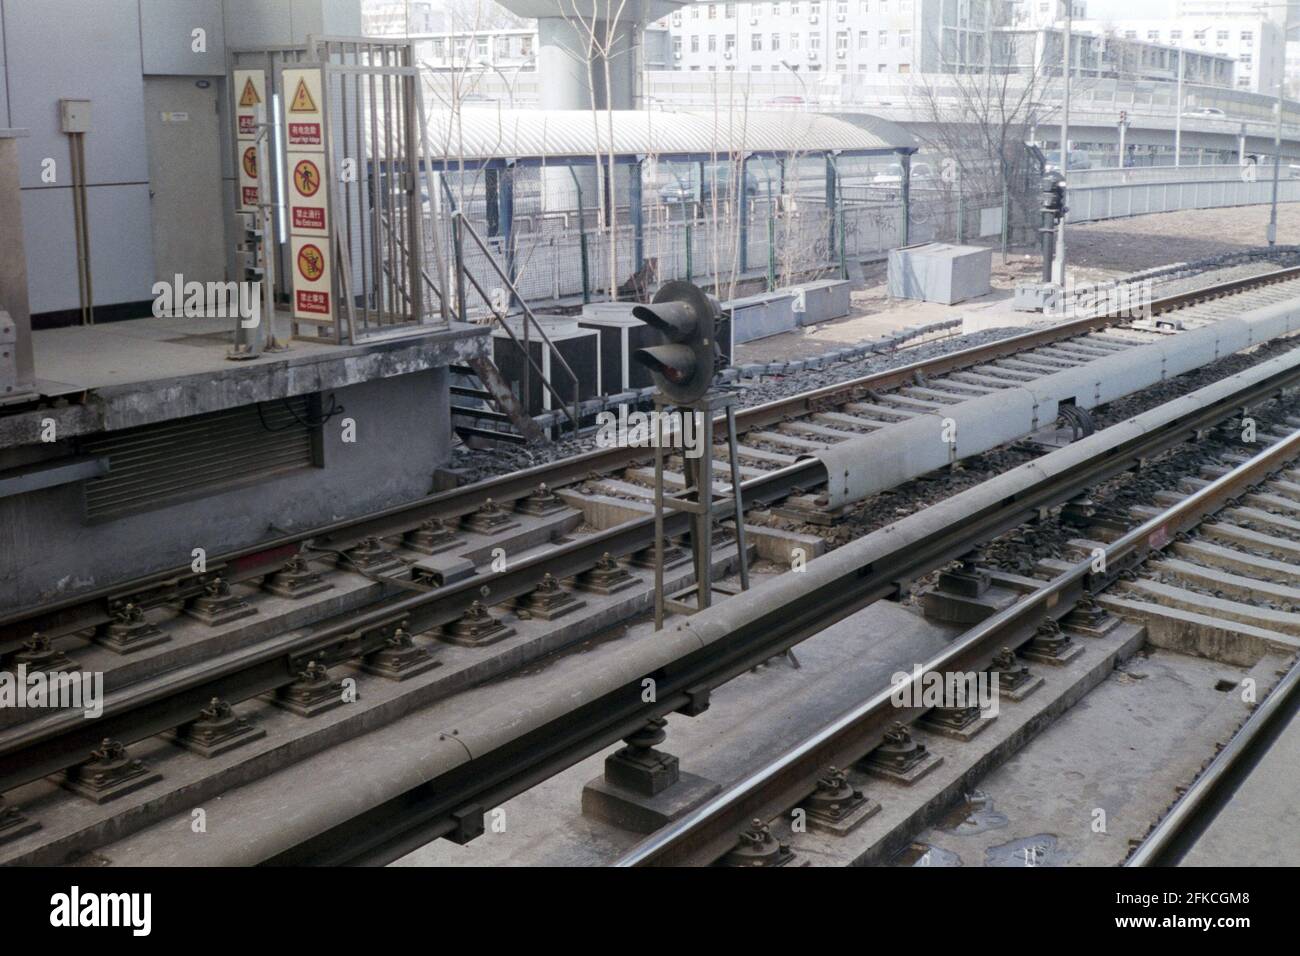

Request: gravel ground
left=1064, top=202, right=1300, bottom=277
left=452, top=204, right=1300, bottom=483
left=448, top=325, right=1029, bottom=482
left=753, top=335, right=1300, bottom=557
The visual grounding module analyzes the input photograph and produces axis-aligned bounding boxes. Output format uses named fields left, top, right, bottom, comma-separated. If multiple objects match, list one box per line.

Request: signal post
left=632, top=281, right=750, bottom=631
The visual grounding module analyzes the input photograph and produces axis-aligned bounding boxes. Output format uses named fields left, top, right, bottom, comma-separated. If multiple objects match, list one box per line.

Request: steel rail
left=615, top=425, right=1300, bottom=866
left=1125, top=656, right=1300, bottom=866
left=6, top=267, right=1296, bottom=645
left=257, top=356, right=1300, bottom=866
left=0, top=455, right=819, bottom=795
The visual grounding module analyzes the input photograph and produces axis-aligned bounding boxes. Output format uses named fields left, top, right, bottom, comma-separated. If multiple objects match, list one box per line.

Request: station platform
left=1, top=315, right=489, bottom=448
left=0, top=314, right=491, bottom=614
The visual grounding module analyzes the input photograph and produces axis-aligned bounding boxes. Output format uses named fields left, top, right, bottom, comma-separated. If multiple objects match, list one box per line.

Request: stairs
left=450, top=354, right=545, bottom=447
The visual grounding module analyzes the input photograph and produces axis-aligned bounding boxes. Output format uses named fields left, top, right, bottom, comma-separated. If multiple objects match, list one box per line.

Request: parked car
left=870, top=161, right=934, bottom=187
left=658, top=166, right=760, bottom=204
left=1043, top=150, right=1092, bottom=173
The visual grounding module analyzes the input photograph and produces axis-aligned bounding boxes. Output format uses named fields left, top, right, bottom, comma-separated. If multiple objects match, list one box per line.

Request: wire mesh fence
left=427, top=157, right=1033, bottom=319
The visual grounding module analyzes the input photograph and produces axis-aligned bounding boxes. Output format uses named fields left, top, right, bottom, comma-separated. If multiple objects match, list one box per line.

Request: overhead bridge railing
left=1065, top=163, right=1300, bottom=224
left=451, top=210, right=581, bottom=436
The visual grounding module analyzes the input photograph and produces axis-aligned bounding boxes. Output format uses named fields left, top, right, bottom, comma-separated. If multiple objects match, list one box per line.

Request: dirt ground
left=1064, top=201, right=1300, bottom=276
left=734, top=202, right=1300, bottom=365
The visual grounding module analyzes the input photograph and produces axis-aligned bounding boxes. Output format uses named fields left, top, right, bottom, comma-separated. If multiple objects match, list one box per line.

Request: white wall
left=0, top=0, right=362, bottom=318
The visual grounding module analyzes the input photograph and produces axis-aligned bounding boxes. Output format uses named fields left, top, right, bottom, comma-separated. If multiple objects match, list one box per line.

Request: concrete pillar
left=605, top=19, right=639, bottom=109
left=537, top=17, right=597, bottom=110
left=537, top=17, right=599, bottom=213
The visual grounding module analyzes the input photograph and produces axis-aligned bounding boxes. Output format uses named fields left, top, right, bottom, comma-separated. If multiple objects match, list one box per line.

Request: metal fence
left=1067, top=164, right=1300, bottom=223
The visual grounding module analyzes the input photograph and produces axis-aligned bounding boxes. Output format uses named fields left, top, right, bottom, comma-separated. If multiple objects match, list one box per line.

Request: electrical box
left=59, top=99, right=92, bottom=133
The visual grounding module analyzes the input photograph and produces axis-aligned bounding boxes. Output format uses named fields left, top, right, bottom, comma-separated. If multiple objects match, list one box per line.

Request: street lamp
left=479, top=56, right=535, bottom=108
left=779, top=59, right=808, bottom=101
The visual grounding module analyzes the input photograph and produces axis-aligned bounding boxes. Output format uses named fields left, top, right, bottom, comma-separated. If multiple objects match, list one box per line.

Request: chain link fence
left=429, top=153, right=1034, bottom=319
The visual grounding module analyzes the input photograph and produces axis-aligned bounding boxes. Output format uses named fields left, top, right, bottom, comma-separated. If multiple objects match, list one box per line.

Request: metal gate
left=228, top=37, right=447, bottom=344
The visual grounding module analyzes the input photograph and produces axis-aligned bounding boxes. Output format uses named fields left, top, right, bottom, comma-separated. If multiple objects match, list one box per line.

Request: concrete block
left=581, top=771, right=722, bottom=834
left=723, top=290, right=797, bottom=344
left=888, top=242, right=992, bottom=305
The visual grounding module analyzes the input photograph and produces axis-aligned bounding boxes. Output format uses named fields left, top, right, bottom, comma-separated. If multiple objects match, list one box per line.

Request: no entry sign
left=290, top=156, right=328, bottom=236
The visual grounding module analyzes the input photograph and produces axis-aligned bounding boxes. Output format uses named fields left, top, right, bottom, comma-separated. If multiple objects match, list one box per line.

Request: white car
left=871, top=161, right=933, bottom=187
left=1182, top=107, right=1227, bottom=118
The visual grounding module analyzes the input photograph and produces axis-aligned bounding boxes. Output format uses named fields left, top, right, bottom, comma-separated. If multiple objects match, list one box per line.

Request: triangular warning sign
left=239, top=77, right=261, bottom=107
left=289, top=78, right=317, bottom=113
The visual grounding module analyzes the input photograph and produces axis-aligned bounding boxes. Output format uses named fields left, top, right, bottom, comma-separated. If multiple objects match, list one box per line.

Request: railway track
left=7, top=266, right=1300, bottom=642
left=615, top=409, right=1300, bottom=867
left=4, top=267, right=1300, bottom=863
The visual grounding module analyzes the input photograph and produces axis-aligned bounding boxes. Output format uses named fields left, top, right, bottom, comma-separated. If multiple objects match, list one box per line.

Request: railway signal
left=631, top=280, right=721, bottom=404
left=1041, top=171, right=1067, bottom=219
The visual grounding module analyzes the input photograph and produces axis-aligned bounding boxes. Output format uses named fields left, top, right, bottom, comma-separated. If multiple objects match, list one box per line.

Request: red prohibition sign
left=297, top=243, right=325, bottom=282
left=294, top=159, right=321, bottom=198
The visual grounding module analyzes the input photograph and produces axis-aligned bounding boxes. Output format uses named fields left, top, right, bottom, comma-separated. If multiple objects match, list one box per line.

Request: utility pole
left=1269, top=80, right=1283, bottom=245
left=1174, top=49, right=1184, bottom=167
left=1053, top=0, right=1071, bottom=284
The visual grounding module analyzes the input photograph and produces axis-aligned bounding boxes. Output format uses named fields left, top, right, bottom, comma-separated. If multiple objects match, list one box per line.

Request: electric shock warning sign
left=233, top=69, right=265, bottom=142
left=285, top=71, right=324, bottom=147
left=232, top=68, right=267, bottom=213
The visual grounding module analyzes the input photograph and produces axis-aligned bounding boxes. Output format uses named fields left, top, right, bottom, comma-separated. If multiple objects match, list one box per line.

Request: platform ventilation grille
left=80, top=398, right=319, bottom=521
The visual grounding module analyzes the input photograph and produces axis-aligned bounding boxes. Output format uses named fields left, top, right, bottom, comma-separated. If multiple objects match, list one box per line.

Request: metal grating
left=80, top=398, right=319, bottom=521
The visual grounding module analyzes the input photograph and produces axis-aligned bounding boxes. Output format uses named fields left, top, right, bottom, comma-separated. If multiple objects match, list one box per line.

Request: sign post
left=282, top=66, right=336, bottom=340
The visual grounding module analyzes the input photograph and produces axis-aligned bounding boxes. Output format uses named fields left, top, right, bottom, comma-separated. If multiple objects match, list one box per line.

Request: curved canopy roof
left=421, top=107, right=916, bottom=169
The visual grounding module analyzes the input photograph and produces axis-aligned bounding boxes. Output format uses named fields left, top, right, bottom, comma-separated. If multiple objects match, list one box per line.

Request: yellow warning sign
left=239, top=77, right=261, bottom=107
left=233, top=69, right=266, bottom=143
left=289, top=78, right=317, bottom=113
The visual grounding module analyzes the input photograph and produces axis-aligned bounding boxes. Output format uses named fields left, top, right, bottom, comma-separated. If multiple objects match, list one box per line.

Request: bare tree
left=562, top=0, right=633, bottom=301
left=906, top=18, right=1054, bottom=258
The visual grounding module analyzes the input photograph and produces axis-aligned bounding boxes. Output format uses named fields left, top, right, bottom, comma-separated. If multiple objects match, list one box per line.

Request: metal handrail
left=451, top=210, right=581, bottom=435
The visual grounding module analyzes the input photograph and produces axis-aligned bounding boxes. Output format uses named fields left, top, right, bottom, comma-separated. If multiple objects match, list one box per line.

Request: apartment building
left=362, top=0, right=440, bottom=35
left=999, top=26, right=1236, bottom=86
left=1175, top=0, right=1298, bottom=30
left=660, top=0, right=998, bottom=75
left=1009, top=0, right=1087, bottom=29
left=1076, top=17, right=1285, bottom=92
